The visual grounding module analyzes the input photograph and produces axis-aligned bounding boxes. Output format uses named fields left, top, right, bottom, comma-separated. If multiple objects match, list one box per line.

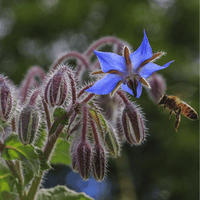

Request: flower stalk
left=51, top=51, right=90, bottom=71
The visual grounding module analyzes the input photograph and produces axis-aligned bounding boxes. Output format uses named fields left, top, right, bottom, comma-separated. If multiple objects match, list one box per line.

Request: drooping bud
left=92, top=144, right=106, bottom=181
left=18, top=105, right=39, bottom=145
left=76, top=141, right=92, bottom=180
left=71, top=151, right=79, bottom=173
left=121, top=102, right=147, bottom=145
left=0, top=76, right=13, bottom=122
left=44, top=68, right=68, bottom=107
left=70, top=137, right=81, bottom=173
left=147, top=73, right=166, bottom=103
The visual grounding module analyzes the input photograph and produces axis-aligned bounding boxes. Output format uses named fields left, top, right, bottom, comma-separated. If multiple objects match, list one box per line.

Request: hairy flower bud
left=122, top=103, right=147, bottom=145
left=76, top=141, right=92, bottom=180
left=147, top=73, right=166, bottom=103
left=44, top=68, right=67, bottom=107
left=18, top=105, right=39, bottom=145
left=0, top=77, right=13, bottom=121
left=92, top=144, right=106, bottom=181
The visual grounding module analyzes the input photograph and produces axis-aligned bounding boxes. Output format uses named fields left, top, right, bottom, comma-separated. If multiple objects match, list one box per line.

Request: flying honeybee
left=158, top=95, right=199, bottom=131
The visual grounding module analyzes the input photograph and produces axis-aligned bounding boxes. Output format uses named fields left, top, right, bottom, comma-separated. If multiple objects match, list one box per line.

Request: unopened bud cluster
left=0, top=35, right=167, bottom=186
left=70, top=104, right=111, bottom=181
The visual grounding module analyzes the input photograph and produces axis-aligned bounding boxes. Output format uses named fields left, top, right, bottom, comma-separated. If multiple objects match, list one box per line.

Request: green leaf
left=0, top=160, right=16, bottom=199
left=21, top=147, right=50, bottom=189
left=49, top=108, right=69, bottom=136
left=53, top=107, right=67, bottom=120
left=0, top=189, right=17, bottom=200
left=89, top=106, right=120, bottom=157
left=1, top=133, right=40, bottom=176
left=0, top=158, right=16, bottom=199
left=22, top=147, right=51, bottom=189
left=36, top=185, right=94, bottom=200
left=105, top=124, right=121, bottom=158
left=89, top=107, right=108, bottom=140
left=51, top=139, right=71, bottom=166
left=0, top=158, right=12, bottom=179
left=23, top=165, right=34, bottom=190
left=97, top=113, right=108, bottom=132
left=89, top=108, right=104, bottom=138
left=49, top=120, right=61, bottom=136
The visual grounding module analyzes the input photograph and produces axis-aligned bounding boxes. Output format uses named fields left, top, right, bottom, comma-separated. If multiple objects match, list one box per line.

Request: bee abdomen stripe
left=186, top=112, right=198, bottom=120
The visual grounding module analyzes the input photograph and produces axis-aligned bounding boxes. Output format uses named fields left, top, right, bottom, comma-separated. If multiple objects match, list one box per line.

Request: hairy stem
left=77, top=83, right=94, bottom=98
left=29, top=88, right=41, bottom=107
left=85, top=36, right=122, bottom=58
left=51, top=51, right=90, bottom=71
left=42, top=98, right=51, bottom=131
left=11, top=117, right=16, bottom=132
left=116, top=90, right=129, bottom=105
left=67, top=70, right=77, bottom=105
left=81, top=104, right=88, bottom=142
left=6, top=160, right=25, bottom=200
left=89, top=116, right=100, bottom=145
left=19, top=66, right=45, bottom=104
left=80, top=93, right=95, bottom=104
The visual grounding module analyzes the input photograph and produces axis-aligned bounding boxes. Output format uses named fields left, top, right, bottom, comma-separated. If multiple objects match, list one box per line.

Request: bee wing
left=167, top=82, right=198, bottom=102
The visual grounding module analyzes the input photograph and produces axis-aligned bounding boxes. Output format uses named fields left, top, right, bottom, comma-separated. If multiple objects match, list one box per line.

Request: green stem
left=26, top=124, right=64, bottom=200
left=6, top=160, right=25, bottom=200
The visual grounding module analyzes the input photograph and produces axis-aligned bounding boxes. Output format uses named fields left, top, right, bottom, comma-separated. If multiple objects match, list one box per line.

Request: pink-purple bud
left=122, top=102, right=147, bottom=145
left=76, top=141, right=92, bottom=180
left=18, top=105, right=39, bottom=145
left=71, top=151, right=79, bottom=173
left=0, top=77, right=13, bottom=121
left=92, top=144, right=106, bottom=181
left=44, top=68, right=67, bottom=107
left=147, top=73, right=166, bottom=103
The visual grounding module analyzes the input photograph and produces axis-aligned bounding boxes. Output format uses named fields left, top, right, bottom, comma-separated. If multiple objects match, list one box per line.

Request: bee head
left=158, top=95, right=168, bottom=106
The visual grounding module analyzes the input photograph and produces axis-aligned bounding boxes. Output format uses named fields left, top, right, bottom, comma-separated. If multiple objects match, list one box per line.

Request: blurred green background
left=0, top=0, right=198, bottom=199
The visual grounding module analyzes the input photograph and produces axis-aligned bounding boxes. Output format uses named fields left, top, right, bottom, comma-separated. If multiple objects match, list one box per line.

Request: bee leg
left=163, top=106, right=166, bottom=113
left=169, top=110, right=172, bottom=119
left=175, top=108, right=181, bottom=132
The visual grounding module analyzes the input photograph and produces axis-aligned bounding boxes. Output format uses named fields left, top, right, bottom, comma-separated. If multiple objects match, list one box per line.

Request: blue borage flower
left=86, top=30, right=174, bottom=98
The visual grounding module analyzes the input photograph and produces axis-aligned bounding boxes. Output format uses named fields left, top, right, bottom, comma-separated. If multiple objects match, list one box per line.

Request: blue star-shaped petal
left=86, top=30, right=174, bottom=98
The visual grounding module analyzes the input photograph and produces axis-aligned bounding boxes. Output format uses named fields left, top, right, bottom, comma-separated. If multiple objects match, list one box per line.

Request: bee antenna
left=156, top=89, right=162, bottom=97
